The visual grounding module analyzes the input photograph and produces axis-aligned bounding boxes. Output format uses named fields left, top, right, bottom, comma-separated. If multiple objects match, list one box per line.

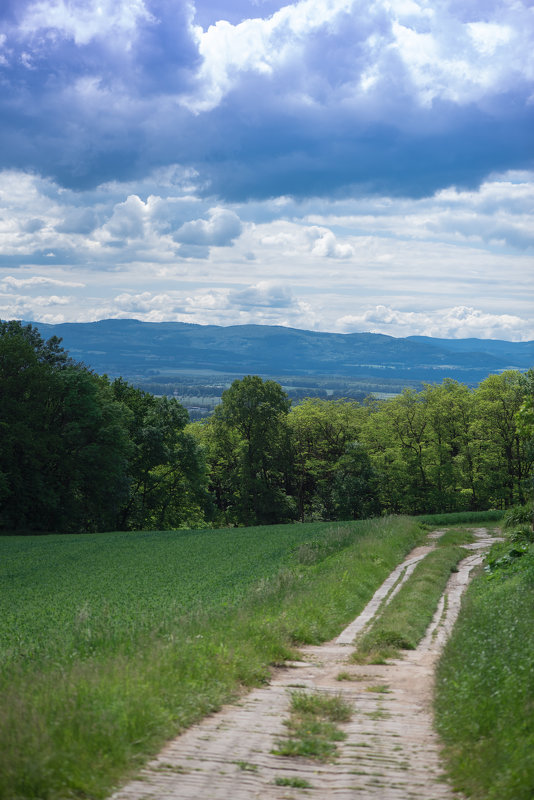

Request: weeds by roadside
left=436, top=540, right=534, bottom=800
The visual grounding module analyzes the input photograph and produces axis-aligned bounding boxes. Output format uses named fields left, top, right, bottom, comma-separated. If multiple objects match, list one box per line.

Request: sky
left=0, top=0, right=532, bottom=341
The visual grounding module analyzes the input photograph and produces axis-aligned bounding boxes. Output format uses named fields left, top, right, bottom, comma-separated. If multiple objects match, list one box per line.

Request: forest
left=1, top=320, right=533, bottom=533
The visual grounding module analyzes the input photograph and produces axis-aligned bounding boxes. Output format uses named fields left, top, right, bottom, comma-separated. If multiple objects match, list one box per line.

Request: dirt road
left=111, top=529, right=499, bottom=800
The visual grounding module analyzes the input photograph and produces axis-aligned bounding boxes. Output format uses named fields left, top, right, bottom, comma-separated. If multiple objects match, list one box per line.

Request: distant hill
left=25, top=319, right=533, bottom=386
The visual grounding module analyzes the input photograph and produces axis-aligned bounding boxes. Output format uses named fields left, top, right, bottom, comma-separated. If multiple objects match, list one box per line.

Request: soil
left=110, top=528, right=501, bottom=800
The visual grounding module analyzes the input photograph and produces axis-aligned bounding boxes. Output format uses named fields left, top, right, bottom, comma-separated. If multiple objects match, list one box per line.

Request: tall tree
left=111, top=379, right=209, bottom=530
left=0, top=322, right=131, bottom=532
left=287, top=398, right=366, bottom=520
left=212, top=376, right=294, bottom=525
left=474, top=371, right=532, bottom=507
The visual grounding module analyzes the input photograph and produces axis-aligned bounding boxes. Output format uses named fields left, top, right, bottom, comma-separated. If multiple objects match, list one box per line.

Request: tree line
left=1, top=321, right=532, bottom=533
left=0, top=322, right=208, bottom=533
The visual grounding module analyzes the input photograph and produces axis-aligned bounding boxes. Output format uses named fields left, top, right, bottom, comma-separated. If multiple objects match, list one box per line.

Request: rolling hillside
left=26, top=319, right=533, bottom=385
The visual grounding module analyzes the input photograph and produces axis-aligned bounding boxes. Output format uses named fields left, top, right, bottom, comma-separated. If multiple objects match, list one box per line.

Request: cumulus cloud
left=103, top=195, right=149, bottom=240
left=306, top=226, right=353, bottom=259
left=110, top=282, right=317, bottom=327
left=229, top=281, right=294, bottom=309
left=174, top=207, right=243, bottom=246
left=338, top=305, right=534, bottom=342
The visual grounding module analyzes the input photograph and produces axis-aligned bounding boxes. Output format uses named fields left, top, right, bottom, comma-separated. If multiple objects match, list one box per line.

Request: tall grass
left=417, top=510, right=504, bottom=526
left=435, top=542, right=534, bottom=800
left=0, top=516, right=423, bottom=800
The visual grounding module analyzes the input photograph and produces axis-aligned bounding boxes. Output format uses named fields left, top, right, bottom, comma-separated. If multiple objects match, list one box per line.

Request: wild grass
left=435, top=542, right=534, bottom=800
left=435, top=528, right=476, bottom=547
left=352, top=543, right=469, bottom=663
left=274, top=690, right=352, bottom=761
left=502, top=503, right=534, bottom=544
left=274, top=776, right=313, bottom=788
left=0, top=515, right=422, bottom=800
left=417, top=510, right=504, bottom=526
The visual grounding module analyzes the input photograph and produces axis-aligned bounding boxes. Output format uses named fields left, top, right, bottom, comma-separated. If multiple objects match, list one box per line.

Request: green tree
left=331, top=441, right=379, bottom=520
left=111, top=380, right=209, bottom=530
left=0, top=322, right=131, bottom=532
left=474, top=371, right=531, bottom=507
left=213, top=376, right=294, bottom=525
left=287, top=398, right=366, bottom=520
left=421, top=380, right=489, bottom=512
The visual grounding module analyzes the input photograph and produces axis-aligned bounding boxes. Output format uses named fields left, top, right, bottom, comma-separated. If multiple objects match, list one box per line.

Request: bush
left=502, top=503, right=533, bottom=530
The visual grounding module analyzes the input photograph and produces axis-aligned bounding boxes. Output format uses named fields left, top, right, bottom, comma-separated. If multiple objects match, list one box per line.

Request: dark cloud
left=0, top=0, right=531, bottom=200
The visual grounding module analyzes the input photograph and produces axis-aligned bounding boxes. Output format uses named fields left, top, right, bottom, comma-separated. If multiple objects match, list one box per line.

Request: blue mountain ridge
left=23, top=319, right=533, bottom=386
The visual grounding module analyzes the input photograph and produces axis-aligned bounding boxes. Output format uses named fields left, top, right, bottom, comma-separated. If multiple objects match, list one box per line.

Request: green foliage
left=0, top=324, right=209, bottom=533
left=436, top=543, right=534, bottom=800
left=0, top=516, right=422, bottom=800
left=0, top=322, right=132, bottom=532
left=3, top=321, right=532, bottom=530
left=199, top=376, right=295, bottom=526
left=503, top=502, right=533, bottom=530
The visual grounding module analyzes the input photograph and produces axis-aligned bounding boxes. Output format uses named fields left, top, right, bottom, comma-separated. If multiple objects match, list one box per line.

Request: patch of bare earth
left=110, top=528, right=501, bottom=800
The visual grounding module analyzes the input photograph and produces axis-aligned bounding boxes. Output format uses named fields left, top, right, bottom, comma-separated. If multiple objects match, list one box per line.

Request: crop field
left=0, top=522, right=343, bottom=669
left=0, top=516, right=423, bottom=800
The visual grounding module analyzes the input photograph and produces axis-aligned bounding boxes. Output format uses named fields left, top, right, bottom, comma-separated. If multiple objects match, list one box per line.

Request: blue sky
left=0, top=0, right=532, bottom=339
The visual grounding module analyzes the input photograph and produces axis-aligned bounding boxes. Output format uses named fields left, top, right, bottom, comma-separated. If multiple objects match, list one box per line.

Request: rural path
left=111, top=528, right=500, bottom=800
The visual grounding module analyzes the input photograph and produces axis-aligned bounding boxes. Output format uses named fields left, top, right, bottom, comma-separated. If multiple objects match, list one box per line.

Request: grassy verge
left=435, top=542, right=534, bottom=800
left=352, top=541, right=469, bottom=663
left=274, top=691, right=352, bottom=761
left=0, top=516, right=422, bottom=800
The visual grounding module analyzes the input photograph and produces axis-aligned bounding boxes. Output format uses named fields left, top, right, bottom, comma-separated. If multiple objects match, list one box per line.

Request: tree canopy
left=1, top=322, right=532, bottom=533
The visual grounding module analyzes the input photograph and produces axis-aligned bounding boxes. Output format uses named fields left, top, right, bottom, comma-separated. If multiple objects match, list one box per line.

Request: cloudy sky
left=0, top=0, right=532, bottom=340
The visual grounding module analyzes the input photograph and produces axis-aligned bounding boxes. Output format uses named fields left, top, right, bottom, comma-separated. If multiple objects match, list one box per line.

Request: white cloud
left=20, top=0, right=153, bottom=46
left=307, top=226, right=353, bottom=259
left=184, top=0, right=534, bottom=113
left=1, top=275, right=85, bottom=289
left=338, top=305, right=534, bottom=342
left=229, top=281, right=294, bottom=308
left=103, top=195, right=149, bottom=240
left=185, top=0, right=355, bottom=111
left=174, top=207, right=243, bottom=246
left=111, top=282, right=318, bottom=328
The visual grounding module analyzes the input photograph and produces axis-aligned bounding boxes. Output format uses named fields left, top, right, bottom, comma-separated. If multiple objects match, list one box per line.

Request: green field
left=0, top=523, right=346, bottom=668
left=0, top=517, right=423, bottom=800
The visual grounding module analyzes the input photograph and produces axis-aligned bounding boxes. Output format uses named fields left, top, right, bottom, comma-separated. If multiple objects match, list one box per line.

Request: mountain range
left=26, top=319, right=533, bottom=386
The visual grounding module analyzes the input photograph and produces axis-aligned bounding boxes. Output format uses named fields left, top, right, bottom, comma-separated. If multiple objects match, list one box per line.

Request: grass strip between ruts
left=352, top=541, right=469, bottom=662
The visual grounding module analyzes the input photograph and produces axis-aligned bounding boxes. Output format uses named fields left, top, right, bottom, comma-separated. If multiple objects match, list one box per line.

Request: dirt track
left=111, top=529, right=500, bottom=800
